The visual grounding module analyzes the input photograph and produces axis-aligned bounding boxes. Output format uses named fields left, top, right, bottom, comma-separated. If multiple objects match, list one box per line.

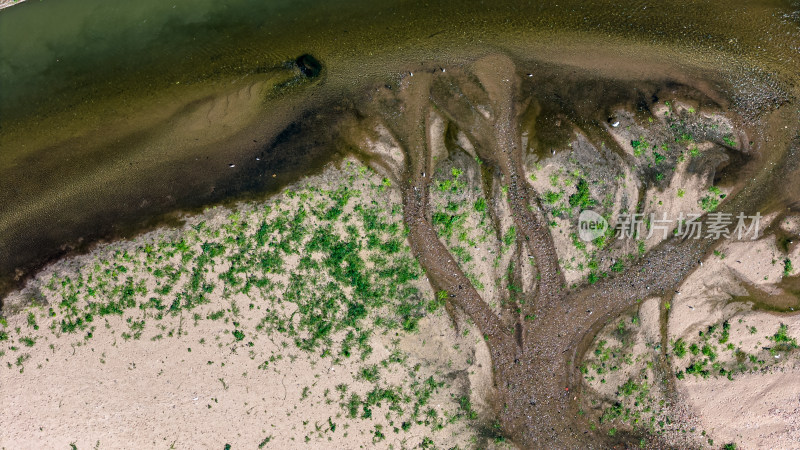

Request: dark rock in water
left=295, top=54, right=322, bottom=78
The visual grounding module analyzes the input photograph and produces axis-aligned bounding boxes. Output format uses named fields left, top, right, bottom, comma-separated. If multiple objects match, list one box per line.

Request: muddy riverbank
left=1, top=0, right=798, bottom=302
left=1, top=1, right=799, bottom=447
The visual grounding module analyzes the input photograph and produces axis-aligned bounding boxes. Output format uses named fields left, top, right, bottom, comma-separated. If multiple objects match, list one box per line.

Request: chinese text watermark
left=578, top=211, right=761, bottom=242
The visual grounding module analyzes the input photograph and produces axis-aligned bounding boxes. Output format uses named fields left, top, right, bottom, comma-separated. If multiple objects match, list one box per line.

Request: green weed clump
left=568, top=179, right=596, bottom=210
left=631, top=139, right=650, bottom=156
left=700, top=186, right=725, bottom=212
left=769, top=324, right=799, bottom=352
left=672, top=339, right=687, bottom=358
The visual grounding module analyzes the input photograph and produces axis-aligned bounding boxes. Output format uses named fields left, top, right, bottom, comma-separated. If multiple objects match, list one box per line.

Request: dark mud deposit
left=342, top=53, right=798, bottom=447
left=1, top=0, right=800, bottom=447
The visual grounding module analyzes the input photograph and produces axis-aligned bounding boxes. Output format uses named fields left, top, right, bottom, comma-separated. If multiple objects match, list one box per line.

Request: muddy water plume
left=2, top=0, right=799, bottom=304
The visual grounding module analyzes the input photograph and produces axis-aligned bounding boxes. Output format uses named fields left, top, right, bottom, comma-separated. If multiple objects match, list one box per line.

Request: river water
left=0, top=0, right=798, bottom=297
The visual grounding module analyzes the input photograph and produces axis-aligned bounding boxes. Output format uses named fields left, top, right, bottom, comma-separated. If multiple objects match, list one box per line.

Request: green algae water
left=0, top=0, right=799, bottom=295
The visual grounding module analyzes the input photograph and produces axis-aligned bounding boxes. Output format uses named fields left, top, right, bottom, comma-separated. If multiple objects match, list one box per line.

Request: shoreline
left=1, top=43, right=784, bottom=319
left=0, top=0, right=22, bottom=11
left=2, top=84, right=800, bottom=447
left=0, top=159, right=492, bottom=448
left=3, top=0, right=795, bottom=304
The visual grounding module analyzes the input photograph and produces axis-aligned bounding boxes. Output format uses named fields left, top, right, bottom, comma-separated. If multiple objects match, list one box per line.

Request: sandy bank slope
left=581, top=213, right=800, bottom=449
left=0, top=0, right=23, bottom=11
left=1, top=161, right=494, bottom=449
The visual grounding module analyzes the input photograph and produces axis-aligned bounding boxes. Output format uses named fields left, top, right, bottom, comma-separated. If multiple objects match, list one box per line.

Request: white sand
left=668, top=226, right=800, bottom=449
left=0, top=0, right=22, bottom=11
left=0, top=161, right=491, bottom=449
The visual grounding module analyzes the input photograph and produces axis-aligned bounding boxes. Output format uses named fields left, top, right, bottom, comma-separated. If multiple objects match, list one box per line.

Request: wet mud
left=341, top=51, right=797, bottom=447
